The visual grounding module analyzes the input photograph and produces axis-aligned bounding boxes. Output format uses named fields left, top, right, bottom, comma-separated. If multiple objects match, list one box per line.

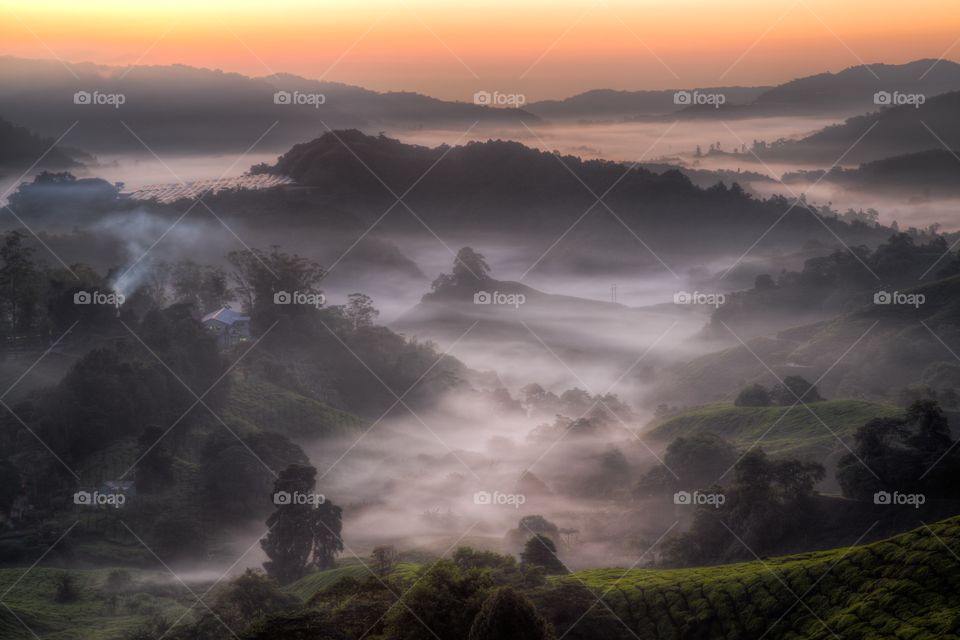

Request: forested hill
left=0, top=116, right=84, bottom=172
left=261, top=130, right=897, bottom=259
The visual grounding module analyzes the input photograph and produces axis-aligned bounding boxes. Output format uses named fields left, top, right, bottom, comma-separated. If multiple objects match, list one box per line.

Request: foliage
left=383, top=560, right=493, bottom=640
left=734, top=383, right=771, bottom=407
left=430, top=247, right=491, bottom=291
left=169, top=261, right=232, bottom=313
left=664, top=448, right=824, bottom=566
left=637, top=432, right=737, bottom=495
left=262, top=464, right=343, bottom=584
left=649, top=400, right=900, bottom=460
left=837, top=399, right=959, bottom=500
left=557, top=516, right=960, bottom=640
left=468, top=587, right=555, bottom=640
left=521, top=535, right=567, bottom=575
left=371, top=545, right=399, bottom=576
left=771, top=375, right=823, bottom=404
left=227, top=247, right=325, bottom=334
left=54, top=571, right=80, bottom=603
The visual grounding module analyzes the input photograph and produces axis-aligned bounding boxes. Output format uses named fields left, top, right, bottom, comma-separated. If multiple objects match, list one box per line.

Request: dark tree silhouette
left=468, top=587, right=555, bottom=640
left=735, top=383, right=772, bottom=407
left=771, top=376, right=823, bottom=405
left=520, top=535, right=567, bottom=575
left=262, top=464, right=343, bottom=584
left=431, top=247, right=492, bottom=291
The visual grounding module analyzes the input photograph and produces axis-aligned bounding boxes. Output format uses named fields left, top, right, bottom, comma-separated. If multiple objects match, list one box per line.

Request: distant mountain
left=755, top=90, right=960, bottom=164
left=783, top=148, right=960, bottom=196
left=526, top=60, right=960, bottom=122
left=525, top=86, right=769, bottom=120
left=0, top=56, right=538, bottom=154
left=0, top=116, right=85, bottom=175
left=671, top=59, right=960, bottom=120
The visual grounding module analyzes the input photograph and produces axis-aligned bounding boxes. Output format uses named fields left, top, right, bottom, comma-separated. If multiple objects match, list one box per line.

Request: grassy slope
left=221, top=377, right=362, bottom=439
left=0, top=568, right=192, bottom=640
left=647, top=400, right=900, bottom=458
left=5, top=518, right=960, bottom=639
left=284, top=562, right=421, bottom=601
left=566, top=516, right=960, bottom=640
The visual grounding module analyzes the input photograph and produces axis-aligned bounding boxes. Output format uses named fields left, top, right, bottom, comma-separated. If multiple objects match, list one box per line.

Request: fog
left=7, top=113, right=948, bottom=580
left=390, top=117, right=840, bottom=166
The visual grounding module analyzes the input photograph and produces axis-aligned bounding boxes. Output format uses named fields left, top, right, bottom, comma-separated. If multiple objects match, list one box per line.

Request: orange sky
left=1, top=1, right=959, bottom=100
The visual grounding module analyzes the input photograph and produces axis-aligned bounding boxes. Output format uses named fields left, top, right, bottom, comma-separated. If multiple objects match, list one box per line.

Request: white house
left=202, top=307, right=251, bottom=348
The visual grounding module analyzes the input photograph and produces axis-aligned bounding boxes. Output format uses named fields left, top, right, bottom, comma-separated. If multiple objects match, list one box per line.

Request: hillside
left=0, top=56, right=536, bottom=154
left=783, top=148, right=960, bottom=198
left=525, top=86, right=768, bottom=120
left=755, top=90, right=960, bottom=164
left=527, top=60, right=960, bottom=122
left=653, top=274, right=960, bottom=406
left=6, top=512, right=960, bottom=638
left=222, top=378, right=362, bottom=440
left=0, top=116, right=84, bottom=173
left=261, top=130, right=896, bottom=273
left=550, top=516, right=960, bottom=640
left=647, top=400, right=900, bottom=459
left=0, top=568, right=191, bottom=640
left=264, top=517, right=960, bottom=640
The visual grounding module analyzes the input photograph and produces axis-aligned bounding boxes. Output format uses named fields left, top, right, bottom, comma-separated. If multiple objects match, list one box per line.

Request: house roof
left=202, top=307, right=249, bottom=325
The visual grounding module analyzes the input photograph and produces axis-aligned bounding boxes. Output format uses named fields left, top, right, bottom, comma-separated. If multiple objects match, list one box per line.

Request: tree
left=637, top=432, right=738, bottom=495
left=228, top=247, right=325, bottom=333
left=53, top=572, right=79, bottom=602
left=771, top=376, right=822, bottom=405
left=520, top=535, right=567, bottom=575
left=217, top=569, right=298, bottom=624
left=168, top=569, right=299, bottom=640
left=663, top=449, right=825, bottom=565
left=734, top=383, right=771, bottom=407
left=431, top=247, right=491, bottom=291
left=468, top=587, right=555, bottom=640
left=384, top=561, right=492, bottom=640
left=838, top=399, right=956, bottom=499
left=171, top=261, right=232, bottom=313
left=345, top=293, right=379, bottom=330
left=371, top=545, right=398, bottom=576
left=505, top=515, right=560, bottom=553
left=452, top=247, right=491, bottom=283
left=0, top=230, right=42, bottom=337
left=262, top=464, right=343, bottom=584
